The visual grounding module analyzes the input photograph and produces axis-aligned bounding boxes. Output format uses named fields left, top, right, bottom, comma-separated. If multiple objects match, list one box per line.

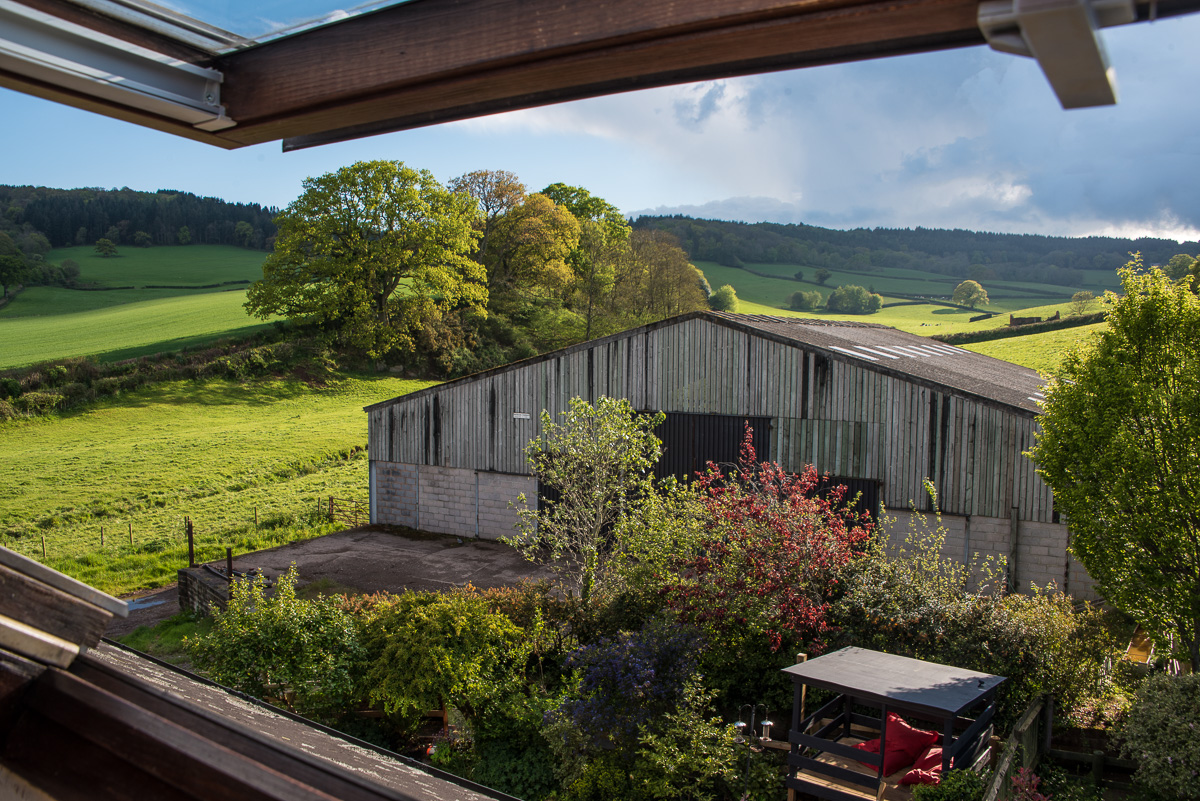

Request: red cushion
left=851, top=738, right=880, bottom=766
left=881, top=713, right=939, bottom=775
left=900, top=745, right=950, bottom=785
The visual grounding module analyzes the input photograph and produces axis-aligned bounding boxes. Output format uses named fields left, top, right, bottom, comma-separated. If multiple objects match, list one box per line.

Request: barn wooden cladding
left=6, top=0, right=1199, bottom=151
left=366, top=312, right=1057, bottom=523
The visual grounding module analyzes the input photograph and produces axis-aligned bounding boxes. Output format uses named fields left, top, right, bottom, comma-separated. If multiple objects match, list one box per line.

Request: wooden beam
left=219, top=0, right=987, bottom=147
left=0, top=563, right=113, bottom=649
left=8, top=0, right=1200, bottom=148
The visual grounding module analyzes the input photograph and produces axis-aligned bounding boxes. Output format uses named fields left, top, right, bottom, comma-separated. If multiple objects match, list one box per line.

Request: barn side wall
left=368, top=317, right=1056, bottom=523
left=371, top=461, right=532, bottom=540
left=884, top=510, right=1098, bottom=601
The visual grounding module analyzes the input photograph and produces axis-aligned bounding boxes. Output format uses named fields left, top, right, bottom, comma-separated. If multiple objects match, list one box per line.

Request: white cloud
left=452, top=14, right=1200, bottom=240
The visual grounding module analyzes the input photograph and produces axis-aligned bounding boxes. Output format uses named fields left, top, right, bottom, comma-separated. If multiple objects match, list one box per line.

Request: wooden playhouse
left=783, top=647, right=1005, bottom=800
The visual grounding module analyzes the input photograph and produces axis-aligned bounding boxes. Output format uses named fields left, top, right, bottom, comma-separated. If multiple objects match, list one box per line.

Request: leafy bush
left=911, top=768, right=987, bottom=800
left=708, top=284, right=739, bottom=312
left=361, top=588, right=527, bottom=729
left=1120, top=673, right=1200, bottom=800
left=835, top=493, right=1123, bottom=728
left=631, top=680, right=739, bottom=801
left=187, top=565, right=366, bottom=718
left=788, top=289, right=822, bottom=311
left=557, top=615, right=703, bottom=753
left=667, top=428, right=872, bottom=653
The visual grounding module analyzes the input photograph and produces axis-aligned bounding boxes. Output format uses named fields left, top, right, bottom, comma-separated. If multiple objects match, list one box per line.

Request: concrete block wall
left=371, top=460, right=535, bottom=540
left=372, top=462, right=418, bottom=527
left=178, top=567, right=229, bottom=616
left=884, top=510, right=1098, bottom=601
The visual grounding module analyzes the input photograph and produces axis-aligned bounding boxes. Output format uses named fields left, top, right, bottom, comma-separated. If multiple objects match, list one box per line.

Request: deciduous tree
left=0, top=232, right=28, bottom=297
left=507, top=397, right=664, bottom=607
left=825, top=284, right=882, bottom=314
left=245, top=160, right=484, bottom=358
left=708, top=284, right=738, bottom=312
left=1070, top=290, right=1096, bottom=315
left=483, top=193, right=578, bottom=297
left=94, top=237, right=118, bottom=257
left=450, top=169, right=526, bottom=261
left=815, top=268, right=832, bottom=285
left=542, top=183, right=630, bottom=339
left=788, top=289, right=822, bottom=311
left=1032, top=257, right=1200, bottom=667
left=953, top=279, right=989, bottom=309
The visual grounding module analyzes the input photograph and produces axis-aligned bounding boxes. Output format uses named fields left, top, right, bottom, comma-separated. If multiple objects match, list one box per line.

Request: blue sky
left=3, top=13, right=1199, bottom=241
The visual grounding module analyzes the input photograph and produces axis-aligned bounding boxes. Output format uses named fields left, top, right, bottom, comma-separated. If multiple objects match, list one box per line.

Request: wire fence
left=4, top=495, right=370, bottom=564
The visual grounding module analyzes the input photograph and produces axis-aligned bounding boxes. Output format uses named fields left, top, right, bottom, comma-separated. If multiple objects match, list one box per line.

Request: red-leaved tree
left=666, top=426, right=873, bottom=653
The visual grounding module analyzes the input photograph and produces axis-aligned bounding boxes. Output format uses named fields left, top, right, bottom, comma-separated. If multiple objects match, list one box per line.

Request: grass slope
left=963, top=322, right=1105, bottom=374
left=0, top=289, right=272, bottom=368
left=0, top=375, right=435, bottom=594
left=1, top=245, right=275, bottom=368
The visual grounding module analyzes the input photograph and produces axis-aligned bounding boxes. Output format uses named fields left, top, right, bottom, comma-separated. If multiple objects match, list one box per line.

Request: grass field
left=963, top=322, right=1105, bottom=374
left=0, top=288, right=273, bottom=368
left=0, top=374, right=435, bottom=594
left=46, top=245, right=265, bottom=287
left=1, top=245, right=274, bottom=368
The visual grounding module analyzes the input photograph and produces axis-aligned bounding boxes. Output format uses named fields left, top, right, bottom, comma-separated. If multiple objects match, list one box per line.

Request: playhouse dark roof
left=366, top=311, right=1046, bottom=416
left=782, top=646, right=1006, bottom=719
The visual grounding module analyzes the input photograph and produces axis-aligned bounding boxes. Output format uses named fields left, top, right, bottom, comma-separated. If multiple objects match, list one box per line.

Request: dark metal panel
left=652, top=412, right=771, bottom=480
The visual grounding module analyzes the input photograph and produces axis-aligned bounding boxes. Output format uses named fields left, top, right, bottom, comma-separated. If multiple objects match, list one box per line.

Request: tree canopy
left=825, top=284, right=882, bottom=314
left=0, top=232, right=28, bottom=298
left=245, top=160, right=484, bottom=358
left=952, top=279, right=989, bottom=309
left=1032, top=257, right=1200, bottom=666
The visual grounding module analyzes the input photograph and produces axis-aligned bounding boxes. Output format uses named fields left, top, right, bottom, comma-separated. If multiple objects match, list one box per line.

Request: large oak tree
left=246, top=160, right=484, bottom=358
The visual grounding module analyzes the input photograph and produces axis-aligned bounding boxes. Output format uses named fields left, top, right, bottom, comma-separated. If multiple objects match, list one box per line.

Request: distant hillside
left=633, top=215, right=1198, bottom=288
left=0, top=184, right=278, bottom=252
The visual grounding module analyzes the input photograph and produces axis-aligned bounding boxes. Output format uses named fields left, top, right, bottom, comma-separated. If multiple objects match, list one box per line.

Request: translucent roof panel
left=68, top=0, right=415, bottom=52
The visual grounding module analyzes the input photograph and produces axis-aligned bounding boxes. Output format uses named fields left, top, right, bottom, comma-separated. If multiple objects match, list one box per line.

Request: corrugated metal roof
left=366, top=311, right=1047, bottom=415
left=710, top=313, right=1046, bottom=414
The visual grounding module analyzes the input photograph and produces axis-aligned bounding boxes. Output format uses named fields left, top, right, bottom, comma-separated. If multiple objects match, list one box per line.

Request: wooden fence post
left=254, top=506, right=258, bottom=529
left=100, top=526, right=104, bottom=547
left=226, top=547, right=233, bottom=582
left=128, top=521, right=133, bottom=546
left=328, top=496, right=334, bottom=521
left=41, top=535, right=46, bottom=559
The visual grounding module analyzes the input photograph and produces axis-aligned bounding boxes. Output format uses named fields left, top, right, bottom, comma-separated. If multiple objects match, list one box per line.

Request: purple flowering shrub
left=557, top=616, right=704, bottom=751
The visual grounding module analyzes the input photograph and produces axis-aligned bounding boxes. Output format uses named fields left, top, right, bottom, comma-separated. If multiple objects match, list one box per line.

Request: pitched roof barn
left=365, top=311, right=1093, bottom=597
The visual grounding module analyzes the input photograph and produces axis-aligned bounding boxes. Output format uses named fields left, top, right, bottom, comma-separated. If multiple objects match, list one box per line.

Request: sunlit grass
left=0, top=374, right=436, bottom=595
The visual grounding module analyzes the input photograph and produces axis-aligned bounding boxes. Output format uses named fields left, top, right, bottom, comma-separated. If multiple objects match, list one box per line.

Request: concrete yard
left=106, top=526, right=554, bottom=637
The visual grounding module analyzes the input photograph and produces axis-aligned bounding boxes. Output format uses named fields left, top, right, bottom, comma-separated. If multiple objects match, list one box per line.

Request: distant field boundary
left=0, top=286, right=24, bottom=312
left=932, top=310, right=1106, bottom=344
left=67, top=280, right=252, bottom=292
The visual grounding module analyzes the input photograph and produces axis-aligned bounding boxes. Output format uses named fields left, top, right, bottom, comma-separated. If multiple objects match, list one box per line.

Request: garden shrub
left=187, top=565, right=366, bottom=719
left=910, top=768, right=987, bottom=800
left=834, top=495, right=1123, bottom=729
left=1119, top=673, right=1200, bottom=800
left=556, top=614, right=703, bottom=754
left=630, top=679, right=739, bottom=801
left=360, top=588, right=528, bottom=730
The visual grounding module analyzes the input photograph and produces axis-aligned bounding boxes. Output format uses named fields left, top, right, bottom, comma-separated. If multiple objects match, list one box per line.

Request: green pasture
left=0, top=289, right=272, bottom=368
left=47, top=244, right=265, bottom=287
left=0, top=375, right=435, bottom=594
left=963, top=322, right=1106, bottom=374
